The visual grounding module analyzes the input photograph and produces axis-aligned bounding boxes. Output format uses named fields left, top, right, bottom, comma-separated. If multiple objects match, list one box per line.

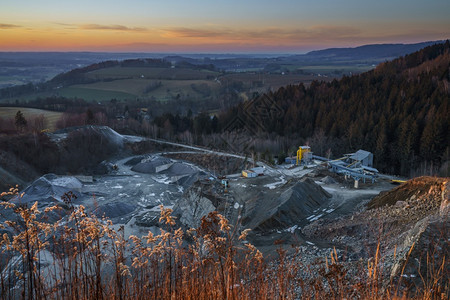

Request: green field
left=0, top=62, right=367, bottom=104
left=58, top=86, right=137, bottom=102
left=53, top=67, right=222, bottom=102
left=220, top=73, right=323, bottom=91
left=293, top=64, right=374, bottom=74
left=58, top=78, right=220, bottom=102
left=0, top=107, right=63, bottom=131
left=86, top=66, right=219, bottom=81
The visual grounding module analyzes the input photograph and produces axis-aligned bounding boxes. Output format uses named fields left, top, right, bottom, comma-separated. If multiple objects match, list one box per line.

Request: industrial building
left=242, top=166, right=265, bottom=178
left=285, top=146, right=313, bottom=165
left=284, top=146, right=379, bottom=188
left=325, top=149, right=379, bottom=187
left=345, top=150, right=373, bottom=167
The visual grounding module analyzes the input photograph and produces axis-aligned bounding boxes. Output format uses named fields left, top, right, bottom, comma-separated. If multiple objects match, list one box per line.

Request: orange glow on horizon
left=1, top=22, right=448, bottom=53
left=0, top=26, right=309, bottom=52
left=0, top=1, right=448, bottom=53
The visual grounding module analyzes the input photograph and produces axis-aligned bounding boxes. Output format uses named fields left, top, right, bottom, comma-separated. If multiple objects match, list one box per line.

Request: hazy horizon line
left=0, top=39, right=445, bottom=57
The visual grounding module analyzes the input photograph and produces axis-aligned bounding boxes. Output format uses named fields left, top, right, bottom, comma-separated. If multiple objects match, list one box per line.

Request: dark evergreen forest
left=157, top=41, right=449, bottom=176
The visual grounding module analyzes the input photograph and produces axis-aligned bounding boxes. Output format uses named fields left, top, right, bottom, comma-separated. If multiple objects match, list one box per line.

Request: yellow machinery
left=296, top=146, right=311, bottom=165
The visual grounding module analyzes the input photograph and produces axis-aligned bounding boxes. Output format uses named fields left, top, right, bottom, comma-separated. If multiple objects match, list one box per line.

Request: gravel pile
left=13, top=174, right=82, bottom=204
left=131, top=156, right=172, bottom=174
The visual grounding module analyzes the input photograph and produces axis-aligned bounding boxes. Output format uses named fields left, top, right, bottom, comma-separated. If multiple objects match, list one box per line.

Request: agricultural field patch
left=67, top=79, right=220, bottom=102
left=86, top=66, right=219, bottom=81
left=57, top=86, right=137, bottom=102
left=294, top=64, right=374, bottom=75
left=220, top=73, right=322, bottom=90
left=0, top=107, right=63, bottom=131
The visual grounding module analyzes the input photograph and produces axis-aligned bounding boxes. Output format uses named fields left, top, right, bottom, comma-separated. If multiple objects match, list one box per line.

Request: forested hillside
left=1, top=43, right=448, bottom=177
left=217, top=41, right=449, bottom=176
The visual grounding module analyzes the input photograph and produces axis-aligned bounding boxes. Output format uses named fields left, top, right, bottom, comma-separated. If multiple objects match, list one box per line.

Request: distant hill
left=0, top=52, right=170, bottom=88
left=296, top=41, right=444, bottom=61
left=0, top=58, right=222, bottom=103
left=0, top=40, right=444, bottom=90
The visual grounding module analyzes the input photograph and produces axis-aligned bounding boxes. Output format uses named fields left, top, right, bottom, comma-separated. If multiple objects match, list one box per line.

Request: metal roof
left=250, top=167, right=265, bottom=174
left=349, top=150, right=372, bottom=161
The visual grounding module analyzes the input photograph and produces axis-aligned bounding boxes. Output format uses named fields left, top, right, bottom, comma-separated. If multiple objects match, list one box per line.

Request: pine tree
left=15, top=110, right=27, bottom=131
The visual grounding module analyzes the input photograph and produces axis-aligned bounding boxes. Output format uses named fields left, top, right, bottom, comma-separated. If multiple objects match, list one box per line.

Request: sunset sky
left=1, top=0, right=449, bottom=53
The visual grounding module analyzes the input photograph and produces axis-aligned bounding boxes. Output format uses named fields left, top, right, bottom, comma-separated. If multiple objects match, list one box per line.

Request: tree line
left=217, top=41, right=450, bottom=176
left=148, top=41, right=450, bottom=176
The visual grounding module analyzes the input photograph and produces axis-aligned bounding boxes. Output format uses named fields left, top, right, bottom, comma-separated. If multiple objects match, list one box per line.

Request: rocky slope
left=302, top=176, right=449, bottom=290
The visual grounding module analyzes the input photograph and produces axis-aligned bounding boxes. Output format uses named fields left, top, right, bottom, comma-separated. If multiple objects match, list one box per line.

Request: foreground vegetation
left=0, top=187, right=447, bottom=299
